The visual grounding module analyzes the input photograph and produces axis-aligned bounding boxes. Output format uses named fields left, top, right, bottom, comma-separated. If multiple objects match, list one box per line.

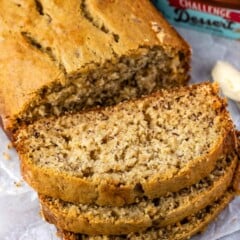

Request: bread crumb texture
left=16, top=83, right=232, bottom=186
left=56, top=191, right=234, bottom=240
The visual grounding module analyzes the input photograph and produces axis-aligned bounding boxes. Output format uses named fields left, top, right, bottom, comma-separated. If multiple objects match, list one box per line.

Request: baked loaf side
left=0, top=0, right=190, bottom=133
left=39, top=154, right=237, bottom=235
left=15, top=83, right=236, bottom=206
left=54, top=191, right=234, bottom=240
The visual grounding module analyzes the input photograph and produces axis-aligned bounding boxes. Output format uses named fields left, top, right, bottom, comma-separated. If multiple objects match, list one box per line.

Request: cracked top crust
left=0, top=0, right=189, bottom=131
left=0, top=0, right=188, bottom=71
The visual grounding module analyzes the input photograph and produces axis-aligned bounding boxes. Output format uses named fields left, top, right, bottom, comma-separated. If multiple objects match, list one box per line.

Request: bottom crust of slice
left=56, top=190, right=234, bottom=240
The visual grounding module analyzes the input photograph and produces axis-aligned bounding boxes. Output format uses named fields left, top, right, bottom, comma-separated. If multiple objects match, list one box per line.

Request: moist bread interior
left=17, top=84, right=228, bottom=185
left=19, top=46, right=187, bottom=125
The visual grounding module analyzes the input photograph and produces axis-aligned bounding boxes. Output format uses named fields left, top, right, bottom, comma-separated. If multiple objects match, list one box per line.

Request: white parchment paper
left=0, top=27, right=240, bottom=240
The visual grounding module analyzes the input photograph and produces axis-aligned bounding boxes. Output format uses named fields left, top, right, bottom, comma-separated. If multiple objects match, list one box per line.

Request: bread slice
left=0, top=0, right=190, bottom=135
left=14, top=83, right=236, bottom=206
left=54, top=191, right=234, bottom=240
left=39, top=153, right=237, bottom=235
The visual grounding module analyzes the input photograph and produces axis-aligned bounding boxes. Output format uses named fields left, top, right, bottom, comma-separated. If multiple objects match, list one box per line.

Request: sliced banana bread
left=55, top=191, right=234, bottom=240
left=0, top=0, right=190, bottom=135
left=14, top=83, right=236, bottom=206
left=39, top=154, right=237, bottom=235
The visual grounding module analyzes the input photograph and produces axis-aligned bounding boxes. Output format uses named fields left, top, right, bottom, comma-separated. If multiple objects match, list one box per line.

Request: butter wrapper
left=152, top=0, right=240, bottom=39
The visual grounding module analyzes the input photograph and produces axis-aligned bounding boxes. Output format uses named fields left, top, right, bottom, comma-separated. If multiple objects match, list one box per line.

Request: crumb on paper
left=7, top=142, right=13, bottom=149
left=14, top=180, right=23, bottom=187
left=3, top=152, right=10, bottom=160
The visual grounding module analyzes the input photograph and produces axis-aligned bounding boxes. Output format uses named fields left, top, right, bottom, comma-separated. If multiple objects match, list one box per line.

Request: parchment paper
left=0, top=27, right=240, bottom=240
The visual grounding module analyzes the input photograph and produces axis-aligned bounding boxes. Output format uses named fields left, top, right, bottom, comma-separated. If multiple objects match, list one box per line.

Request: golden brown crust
left=233, top=131, right=240, bottom=194
left=0, top=0, right=190, bottom=134
left=17, top=83, right=237, bottom=206
left=233, top=163, right=240, bottom=195
left=39, top=154, right=238, bottom=235
left=0, top=32, right=64, bottom=134
left=55, top=191, right=234, bottom=240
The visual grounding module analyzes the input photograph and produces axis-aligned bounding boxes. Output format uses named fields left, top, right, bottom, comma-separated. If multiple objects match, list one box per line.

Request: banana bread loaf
left=14, top=83, right=236, bottom=206
left=54, top=191, right=234, bottom=240
left=39, top=154, right=238, bottom=235
left=0, top=0, right=190, bottom=135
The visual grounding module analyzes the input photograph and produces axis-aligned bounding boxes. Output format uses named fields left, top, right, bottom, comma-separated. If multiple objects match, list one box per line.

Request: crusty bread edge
left=38, top=153, right=237, bottom=235
left=55, top=191, right=234, bottom=240
left=232, top=131, right=240, bottom=194
left=158, top=152, right=238, bottom=227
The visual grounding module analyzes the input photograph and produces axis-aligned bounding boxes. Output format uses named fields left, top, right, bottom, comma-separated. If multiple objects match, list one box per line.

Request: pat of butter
left=212, top=61, right=240, bottom=102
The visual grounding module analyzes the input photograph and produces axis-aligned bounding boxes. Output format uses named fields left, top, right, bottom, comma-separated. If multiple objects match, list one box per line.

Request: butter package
left=152, top=0, right=240, bottom=39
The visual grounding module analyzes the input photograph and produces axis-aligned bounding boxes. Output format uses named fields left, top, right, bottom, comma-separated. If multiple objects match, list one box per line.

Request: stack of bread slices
left=15, top=83, right=239, bottom=240
left=0, top=1, right=239, bottom=240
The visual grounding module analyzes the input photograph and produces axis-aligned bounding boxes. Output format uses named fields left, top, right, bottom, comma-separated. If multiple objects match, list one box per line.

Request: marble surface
left=0, top=27, right=240, bottom=240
